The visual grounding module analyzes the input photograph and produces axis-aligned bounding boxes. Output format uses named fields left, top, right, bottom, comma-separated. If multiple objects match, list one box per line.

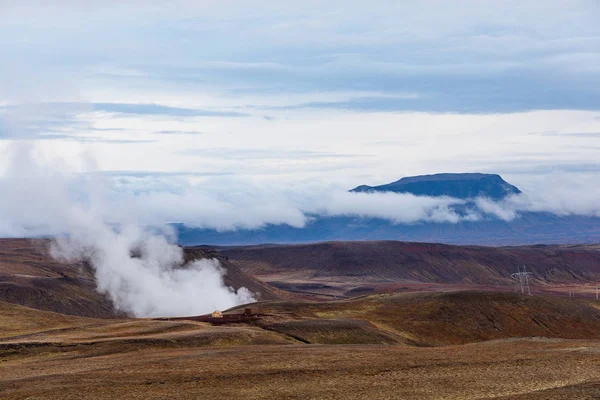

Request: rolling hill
left=3, top=240, right=600, bottom=399
left=0, top=239, right=281, bottom=318
left=218, top=241, right=600, bottom=297
left=237, top=290, right=600, bottom=346
left=4, top=291, right=600, bottom=399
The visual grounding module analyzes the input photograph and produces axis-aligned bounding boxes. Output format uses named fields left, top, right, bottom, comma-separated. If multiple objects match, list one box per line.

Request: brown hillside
left=220, top=241, right=600, bottom=286
left=234, top=291, right=600, bottom=346
left=0, top=239, right=281, bottom=318
left=0, top=239, right=118, bottom=318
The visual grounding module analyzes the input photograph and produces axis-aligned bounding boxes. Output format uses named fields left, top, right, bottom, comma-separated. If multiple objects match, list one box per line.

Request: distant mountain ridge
left=351, top=173, right=521, bottom=200
left=175, top=172, right=600, bottom=246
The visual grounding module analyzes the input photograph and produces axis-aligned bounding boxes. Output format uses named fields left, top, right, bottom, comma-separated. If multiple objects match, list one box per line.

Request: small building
left=211, top=310, right=223, bottom=318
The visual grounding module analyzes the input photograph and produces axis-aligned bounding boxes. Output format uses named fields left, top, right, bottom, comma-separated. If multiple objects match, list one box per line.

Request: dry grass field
left=3, top=239, right=600, bottom=399
left=3, top=292, right=600, bottom=399
left=3, top=319, right=600, bottom=399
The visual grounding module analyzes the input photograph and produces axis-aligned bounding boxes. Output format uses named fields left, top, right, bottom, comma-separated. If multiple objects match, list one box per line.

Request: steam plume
left=2, top=143, right=254, bottom=317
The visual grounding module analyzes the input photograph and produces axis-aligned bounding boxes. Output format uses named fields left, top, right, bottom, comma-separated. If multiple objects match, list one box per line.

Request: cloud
left=490, top=174, right=600, bottom=219
left=3, top=150, right=600, bottom=240
left=94, top=173, right=600, bottom=228
left=0, top=142, right=255, bottom=317
left=2, top=1, right=599, bottom=114
left=178, top=147, right=372, bottom=160
left=0, top=102, right=227, bottom=143
left=475, top=197, right=519, bottom=221
left=260, top=89, right=600, bottom=114
left=89, top=103, right=247, bottom=117
left=154, top=130, right=204, bottom=135
left=304, top=191, right=472, bottom=224
left=0, top=102, right=88, bottom=139
left=0, top=134, right=157, bottom=144
left=2, top=1, right=600, bottom=240
left=531, top=131, right=600, bottom=139
left=96, top=171, right=234, bottom=178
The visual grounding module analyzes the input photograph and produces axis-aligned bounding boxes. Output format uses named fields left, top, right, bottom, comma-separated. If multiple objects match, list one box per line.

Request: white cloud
left=304, top=191, right=468, bottom=224
left=3, top=0, right=600, bottom=318
left=482, top=173, right=600, bottom=220
left=0, top=142, right=256, bottom=318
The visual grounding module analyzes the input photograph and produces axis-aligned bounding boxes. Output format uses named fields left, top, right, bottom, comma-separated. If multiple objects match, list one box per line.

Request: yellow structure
left=211, top=310, right=223, bottom=318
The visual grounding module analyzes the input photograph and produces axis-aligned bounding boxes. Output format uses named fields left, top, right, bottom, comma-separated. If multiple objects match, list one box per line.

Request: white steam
left=50, top=226, right=254, bottom=317
left=1, top=143, right=255, bottom=317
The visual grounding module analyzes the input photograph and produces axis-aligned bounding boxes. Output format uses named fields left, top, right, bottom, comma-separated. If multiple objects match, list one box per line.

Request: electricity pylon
left=511, top=265, right=532, bottom=295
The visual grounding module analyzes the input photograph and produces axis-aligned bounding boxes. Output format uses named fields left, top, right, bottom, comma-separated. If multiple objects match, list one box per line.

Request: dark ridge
left=221, top=240, right=600, bottom=286
left=350, top=173, right=521, bottom=200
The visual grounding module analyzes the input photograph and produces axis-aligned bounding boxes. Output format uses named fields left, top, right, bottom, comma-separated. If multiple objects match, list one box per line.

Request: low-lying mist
left=3, top=146, right=600, bottom=238
left=0, top=144, right=255, bottom=317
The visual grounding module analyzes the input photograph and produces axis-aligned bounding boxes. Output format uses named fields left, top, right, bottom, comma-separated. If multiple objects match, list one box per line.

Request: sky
left=1, top=1, right=600, bottom=233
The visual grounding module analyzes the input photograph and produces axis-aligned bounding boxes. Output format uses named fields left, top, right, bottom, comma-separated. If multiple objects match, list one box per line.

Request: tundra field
left=2, top=239, right=600, bottom=399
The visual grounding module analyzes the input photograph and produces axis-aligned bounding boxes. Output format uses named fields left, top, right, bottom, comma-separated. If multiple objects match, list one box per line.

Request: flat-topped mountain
left=175, top=172, right=600, bottom=246
left=351, top=173, right=522, bottom=200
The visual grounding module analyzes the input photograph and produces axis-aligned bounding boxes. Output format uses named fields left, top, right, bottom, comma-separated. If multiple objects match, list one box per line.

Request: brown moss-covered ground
left=3, top=294, right=600, bottom=399
left=243, top=290, right=600, bottom=346
left=2, top=337, right=600, bottom=399
left=220, top=241, right=600, bottom=298
left=4, top=239, right=600, bottom=398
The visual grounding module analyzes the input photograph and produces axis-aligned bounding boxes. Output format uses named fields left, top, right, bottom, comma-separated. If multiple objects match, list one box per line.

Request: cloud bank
left=4, top=158, right=600, bottom=241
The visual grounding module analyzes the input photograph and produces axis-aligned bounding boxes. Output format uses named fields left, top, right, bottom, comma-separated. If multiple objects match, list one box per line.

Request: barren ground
left=3, top=239, right=600, bottom=399
left=3, top=327, right=600, bottom=399
left=3, top=294, right=600, bottom=399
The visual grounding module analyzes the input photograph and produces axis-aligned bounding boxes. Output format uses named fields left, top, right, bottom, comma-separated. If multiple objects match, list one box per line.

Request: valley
left=2, top=238, right=600, bottom=398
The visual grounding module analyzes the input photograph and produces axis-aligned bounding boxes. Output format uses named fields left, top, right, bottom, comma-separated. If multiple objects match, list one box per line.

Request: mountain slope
left=177, top=212, right=600, bottom=246
left=0, top=239, right=281, bottom=317
left=220, top=241, right=600, bottom=286
left=351, top=173, right=522, bottom=199
left=175, top=172, right=600, bottom=246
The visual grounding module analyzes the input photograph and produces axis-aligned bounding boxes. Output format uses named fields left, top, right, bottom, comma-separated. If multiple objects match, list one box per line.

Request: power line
left=511, top=265, right=532, bottom=296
